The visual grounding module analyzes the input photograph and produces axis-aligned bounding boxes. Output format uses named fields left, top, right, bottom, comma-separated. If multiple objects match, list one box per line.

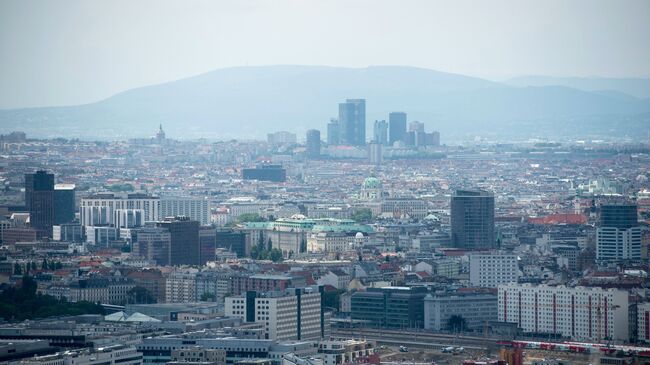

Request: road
left=331, top=327, right=496, bottom=350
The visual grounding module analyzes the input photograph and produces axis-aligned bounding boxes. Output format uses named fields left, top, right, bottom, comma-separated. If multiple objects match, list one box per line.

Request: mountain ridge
left=1, top=65, right=649, bottom=140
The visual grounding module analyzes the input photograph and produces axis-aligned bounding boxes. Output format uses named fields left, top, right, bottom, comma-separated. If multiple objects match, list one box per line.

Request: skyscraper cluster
left=323, top=101, right=440, bottom=148
left=328, top=99, right=366, bottom=146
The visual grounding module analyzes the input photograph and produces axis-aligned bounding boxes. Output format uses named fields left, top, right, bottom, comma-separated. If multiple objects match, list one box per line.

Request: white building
left=225, top=287, right=324, bottom=341
left=81, top=193, right=160, bottom=226
left=469, top=253, right=519, bottom=288
left=637, top=302, right=650, bottom=344
left=317, top=339, right=374, bottom=365
left=166, top=270, right=198, bottom=303
left=160, top=197, right=211, bottom=226
left=596, top=226, right=642, bottom=261
left=114, top=209, right=144, bottom=228
left=424, top=293, right=497, bottom=331
left=10, top=345, right=142, bottom=365
left=498, top=283, right=629, bottom=342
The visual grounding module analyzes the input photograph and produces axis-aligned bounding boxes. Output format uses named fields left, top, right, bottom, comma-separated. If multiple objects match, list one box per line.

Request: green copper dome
left=363, top=177, right=381, bottom=189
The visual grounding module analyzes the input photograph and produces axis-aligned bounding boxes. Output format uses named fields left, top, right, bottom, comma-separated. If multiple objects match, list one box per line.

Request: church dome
left=362, top=177, right=381, bottom=189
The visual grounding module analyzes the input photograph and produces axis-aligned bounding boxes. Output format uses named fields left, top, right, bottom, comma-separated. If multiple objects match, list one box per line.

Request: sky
left=0, top=0, right=649, bottom=109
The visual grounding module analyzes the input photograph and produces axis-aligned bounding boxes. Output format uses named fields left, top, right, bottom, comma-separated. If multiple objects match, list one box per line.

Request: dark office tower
left=600, top=204, right=638, bottom=228
left=373, top=120, right=388, bottom=145
left=338, top=99, right=366, bottom=146
left=306, top=129, right=321, bottom=158
left=157, top=216, right=200, bottom=266
left=199, top=227, right=217, bottom=265
left=388, top=112, right=407, bottom=145
left=133, top=227, right=172, bottom=266
left=54, top=184, right=75, bottom=224
left=327, top=118, right=340, bottom=145
left=242, top=164, right=287, bottom=182
left=216, top=228, right=247, bottom=258
left=25, top=170, right=55, bottom=238
left=451, top=190, right=495, bottom=249
left=597, top=203, right=640, bottom=261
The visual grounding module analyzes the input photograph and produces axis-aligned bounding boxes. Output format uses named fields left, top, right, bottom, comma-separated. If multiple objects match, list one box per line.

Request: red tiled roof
left=528, top=213, right=588, bottom=225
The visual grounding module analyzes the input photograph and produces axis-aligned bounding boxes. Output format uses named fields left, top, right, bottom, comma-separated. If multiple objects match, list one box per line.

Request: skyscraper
left=388, top=112, right=407, bottom=145
left=368, top=142, right=383, bottom=166
left=306, top=129, right=321, bottom=158
left=54, top=184, right=75, bottom=224
left=327, top=118, right=339, bottom=145
left=338, top=99, right=365, bottom=146
left=451, top=189, right=495, bottom=249
left=156, top=216, right=200, bottom=266
left=373, top=120, right=388, bottom=145
left=25, top=170, right=55, bottom=238
left=597, top=203, right=641, bottom=261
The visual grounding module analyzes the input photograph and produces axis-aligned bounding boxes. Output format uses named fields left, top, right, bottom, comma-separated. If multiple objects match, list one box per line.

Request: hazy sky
left=1, top=0, right=649, bottom=109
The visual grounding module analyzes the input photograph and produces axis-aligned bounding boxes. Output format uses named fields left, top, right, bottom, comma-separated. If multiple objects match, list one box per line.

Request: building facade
left=498, top=283, right=629, bottom=342
left=451, top=190, right=495, bottom=249
left=469, top=253, right=519, bottom=288
left=424, top=293, right=498, bottom=331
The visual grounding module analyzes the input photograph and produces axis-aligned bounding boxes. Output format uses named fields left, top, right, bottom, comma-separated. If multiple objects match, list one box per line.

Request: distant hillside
left=1, top=66, right=649, bottom=140
left=506, top=75, right=650, bottom=99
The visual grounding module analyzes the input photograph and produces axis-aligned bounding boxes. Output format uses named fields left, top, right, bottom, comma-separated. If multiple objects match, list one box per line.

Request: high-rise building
left=114, top=209, right=144, bottom=228
left=132, top=227, right=172, bottom=265
left=80, top=193, right=160, bottom=226
left=54, top=183, right=75, bottom=225
left=499, top=283, right=629, bottom=342
left=368, top=142, right=383, bottom=166
left=327, top=118, right=340, bottom=145
left=469, top=253, right=519, bottom=287
left=408, top=121, right=424, bottom=133
left=225, top=286, right=325, bottom=341
left=451, top=189, right=495, bottom=249
left=267, top=131, right=297, bottom=145
left=351, top=286, right=428, bottom=329
left=427, top=131, right=441, bottom=147
left=157, top=216, right=200, bottom=266
left=373, top=120, right=388, bottom=145
left=242, top=164, right=287, bottom=182
left=424, top=292, right=497, bottom=331
left=160, top=197, right=211, bottom=226
left=338, top=99, right=365, bottom=146
left=597, top=203, right=641, bottom=261
left=388, top=112, right=407, bottom=145
left=216, top=228, right=248, bottom=258
left=306, top=129, right=321, bottom=158
left=25, top=170, right=55, bottom=238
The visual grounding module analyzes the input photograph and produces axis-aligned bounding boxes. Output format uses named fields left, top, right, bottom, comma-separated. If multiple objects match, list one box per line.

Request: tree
left=41, top=258, right=48, bottom=270
left=447, top=315, right=468, bottom=333
left=351, top=208, right=372, bottom=223
left=237, top=213, right=265, bottom=223
left=127, top=286, right=156, bottom=304
left=299, top=238, right=307, bottom=253
left=13, top=263, right=22, bottom=275
left=201, top=292, right=217, bottom=302
left=0, top=275, right=105, bottom=321
left=269, top=248, right=283, bottom=262
left=30, top=262, right=37, bottom=271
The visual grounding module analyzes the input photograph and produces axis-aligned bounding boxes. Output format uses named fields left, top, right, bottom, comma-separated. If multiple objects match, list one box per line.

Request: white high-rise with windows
left=498, top=283, right=629, bottom=342
left=469, top=253, right=519, bottom=288
left=225, top=287, right=324, bottom=341
left=160, top=197, right=211, bottom=226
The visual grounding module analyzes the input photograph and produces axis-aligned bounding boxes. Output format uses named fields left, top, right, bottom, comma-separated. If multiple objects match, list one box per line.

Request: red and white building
left=498, top=283, right=629, bottom=342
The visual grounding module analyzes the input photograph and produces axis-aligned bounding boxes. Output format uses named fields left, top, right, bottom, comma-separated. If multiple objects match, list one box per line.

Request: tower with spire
left=156, top=124, right=166, bottom=142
